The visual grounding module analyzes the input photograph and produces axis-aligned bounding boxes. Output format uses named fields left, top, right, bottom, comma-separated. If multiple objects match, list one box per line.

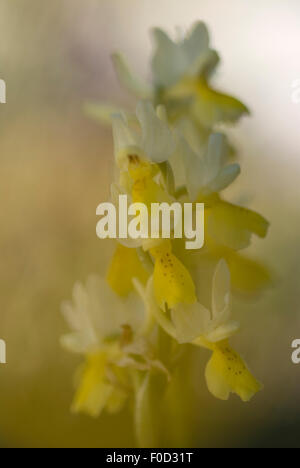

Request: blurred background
left=1, top=0, right=300, bottom=448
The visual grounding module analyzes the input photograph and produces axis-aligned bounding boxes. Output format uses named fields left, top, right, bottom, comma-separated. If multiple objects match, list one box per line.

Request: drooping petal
left=206, top=200, right=270, bottom=250
left=205, top=341, right=263, bottom=401
left=167, top=78, right=249, bottom=128
left=61, top=281, right=98, bottom=353
left=107, top=244, right=150, bottom=297
left=60, top=331, right=97, bottom=355
left=72, top=352, right=113, bottom=417
left=150, top=241, right=197, bottom=309
left=177, top=130, right=234, bottom=200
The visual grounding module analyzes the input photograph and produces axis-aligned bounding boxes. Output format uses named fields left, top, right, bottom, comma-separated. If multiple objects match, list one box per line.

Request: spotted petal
left=205, top=341, right=263, bottom=401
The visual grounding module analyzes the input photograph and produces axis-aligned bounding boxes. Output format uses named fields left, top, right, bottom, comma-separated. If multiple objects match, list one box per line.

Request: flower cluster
left=61, top=22, right=270, bottom=442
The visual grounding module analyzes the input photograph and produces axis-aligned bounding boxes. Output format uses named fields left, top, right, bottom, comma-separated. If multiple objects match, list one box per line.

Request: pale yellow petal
left=72, top=352, right=112, bottom=418
left=151, top=241, right=197, bottom=309
left=167, top=77, right=249, bottom=128
left=225, top=251, right=273, bottom=296
left=192, top=80, right=249, bottom=128
left=206, top=200, right=269, bottom=250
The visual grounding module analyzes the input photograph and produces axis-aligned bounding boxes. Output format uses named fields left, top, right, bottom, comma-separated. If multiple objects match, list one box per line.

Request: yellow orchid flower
left=151, top=23, right=248, bottom=129
left=173, top=130, right=269, bottom=251
left=62, top=19, right=272, bottom=443
left=61, top=276, right=163, bottom=418
left=136, top=261, right=261, bottom=402
left=138, top=260, right=236, bottom=344
left=111, top=102, right=177, bottom=224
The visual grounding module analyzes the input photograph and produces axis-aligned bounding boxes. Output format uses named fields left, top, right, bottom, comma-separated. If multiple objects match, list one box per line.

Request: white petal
left=86, top=275, right=142, bottom=337
left=179, top=137, right=205, bottom=201
left=190, top=49, right=220, bottom=78
left=171, top=302, right=211, bottom=344
left=61, top=276, right=145, bottom=351
left=61, top=282, right=96, bottom=341
left=182, top=22, right=209, bottom=69
left=60, top=332, right=97, bottom=354
left=123, top=293, right=146, bottom=333
left=151, top=28, right=186, bottom=88
left=151, top=22, right=218, bottom=87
